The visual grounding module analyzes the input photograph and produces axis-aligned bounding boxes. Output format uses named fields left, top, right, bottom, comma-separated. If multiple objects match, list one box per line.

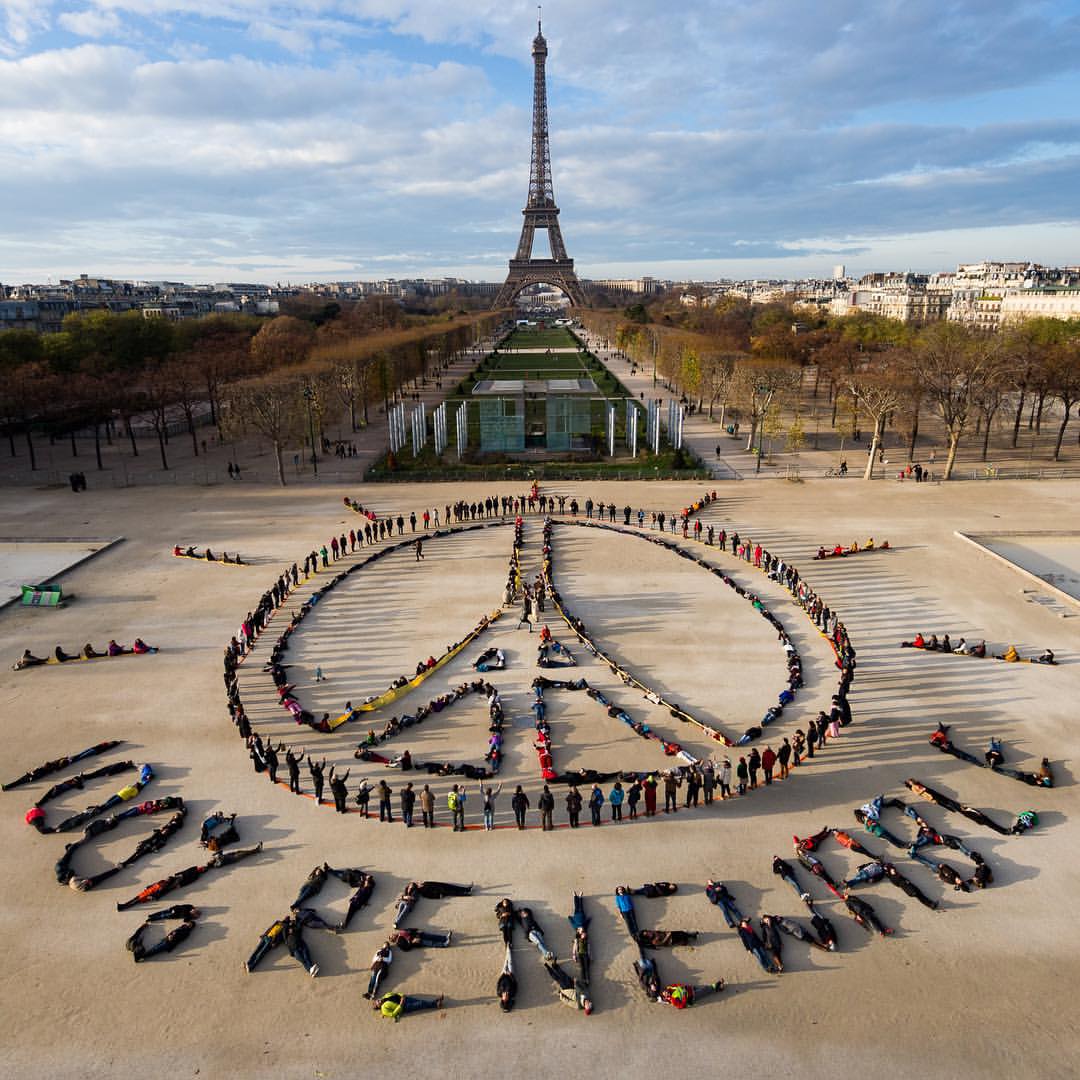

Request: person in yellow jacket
left=375, top=992, right=444, bottom=1021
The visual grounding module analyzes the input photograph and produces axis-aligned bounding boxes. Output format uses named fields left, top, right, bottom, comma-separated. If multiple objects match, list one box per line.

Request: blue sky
left=2, top=0, right=1079, bottom=283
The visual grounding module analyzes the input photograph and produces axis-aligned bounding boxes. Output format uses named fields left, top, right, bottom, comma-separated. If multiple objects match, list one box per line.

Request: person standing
left=378, top=779, right=394, bottom=823
left=663, top=772, right=680, bottom=813
left=400, top=782, right=415, bottom=827
left=643, top=774, right=658, bottom=817
left=718, top=759, right=732, bottom=798
left=702, top=762, right=716, bottom=804
left=414, top=537, right=424, bottom=562
left=777, top=739, right=792, bottom=780
left=329, top=767, right=350, bottom=813
left=684, top=768, right=701, bottom=808
left=627, top=778, right=642, bottom=818
left=609, top=782, right=625, bottom=821
left=449, top=785, right=466, bottom=831
left=419, top=784, right=435, bottom=828
left=308, top=757, right=326, bottom=804
left=761, top=746, right=777, bottom=785
left=479, top=783, right=502, bottom=831
left=748, top=748, right=761, bottom=790
left=286, top=746, right=306, bottom=795
left=736, top=757, right=749, bottom=795
left=588, top=784, right=604, bottom=826
left=566, top=786, right=582, bottom=828
left=355, top=778, right=371, bottom=817
left=265, top=742, right=280, bottom=786
left=539, top=785, right=555, bottom=830
left=512, top=785, right=530, bottom=830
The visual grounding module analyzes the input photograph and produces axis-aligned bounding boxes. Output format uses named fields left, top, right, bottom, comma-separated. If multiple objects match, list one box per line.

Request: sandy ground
left=0, top=478, right=1079, bottom=1080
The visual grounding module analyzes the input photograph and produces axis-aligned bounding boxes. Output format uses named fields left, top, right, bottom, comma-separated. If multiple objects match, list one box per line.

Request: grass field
left=502, top=327, right=581, bottom=349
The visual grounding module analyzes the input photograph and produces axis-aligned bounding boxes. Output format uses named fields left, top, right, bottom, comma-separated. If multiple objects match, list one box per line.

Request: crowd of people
left=814, top=539, right=889, bottom=559
left=929, top=724, right=1054, bottom=787
left=14, top=638, right=156, bottom=669
left=901, top=633, right=1056, bottom=663
left=213, top=482, right=871, bottom=833
left=172, top=545, right=246, bottom=565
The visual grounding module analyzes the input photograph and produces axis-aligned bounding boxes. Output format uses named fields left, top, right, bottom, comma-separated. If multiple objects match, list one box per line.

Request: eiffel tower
left=494, top=14, right=586, bottom=309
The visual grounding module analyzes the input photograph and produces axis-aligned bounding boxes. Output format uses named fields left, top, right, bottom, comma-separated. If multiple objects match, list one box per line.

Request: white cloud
left=57, top=8, right=123, bottom=38
left=1, top=2, right=1079, bottom=278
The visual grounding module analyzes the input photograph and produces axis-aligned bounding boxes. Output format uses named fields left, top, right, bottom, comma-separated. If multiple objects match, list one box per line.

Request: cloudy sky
left=2, top=0, right=1080, bottom=283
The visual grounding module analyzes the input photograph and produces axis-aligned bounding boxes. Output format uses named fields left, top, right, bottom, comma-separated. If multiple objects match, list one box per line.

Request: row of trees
left=0, top=305, right=501, bottom=483
left=581, top=306, right=1080, bottom=479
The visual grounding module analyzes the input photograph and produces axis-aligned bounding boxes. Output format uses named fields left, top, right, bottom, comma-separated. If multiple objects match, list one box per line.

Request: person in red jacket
left=761, top=745, right=777, bottom=784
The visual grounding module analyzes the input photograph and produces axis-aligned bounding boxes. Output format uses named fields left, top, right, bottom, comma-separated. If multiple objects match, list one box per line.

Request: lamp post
left=303, top=385, right=318, bottom=478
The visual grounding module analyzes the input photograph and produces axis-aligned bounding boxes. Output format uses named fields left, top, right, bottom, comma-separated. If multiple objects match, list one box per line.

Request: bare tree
left=223, top=376, right=305, bottom=486
left=845, top=351, right=908, bottom=479
left=1045, top=338, right=1080, bottom=460
left=915, top=323, right=1001, bottom=480
left=699, top=347, right=739, bottom=420
left=734, top=362, right=802, bottom=469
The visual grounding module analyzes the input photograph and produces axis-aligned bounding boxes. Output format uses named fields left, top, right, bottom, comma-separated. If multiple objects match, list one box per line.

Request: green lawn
left=502, top=327, right=581, bottom=349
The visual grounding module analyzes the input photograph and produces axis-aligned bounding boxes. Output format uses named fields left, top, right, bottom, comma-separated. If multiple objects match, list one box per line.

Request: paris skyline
left=2, top=0, right=1079, bottom=283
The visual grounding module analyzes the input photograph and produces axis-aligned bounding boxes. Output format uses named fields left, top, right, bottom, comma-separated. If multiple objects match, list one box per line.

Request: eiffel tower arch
left=494, top=17, right=586, bottom=310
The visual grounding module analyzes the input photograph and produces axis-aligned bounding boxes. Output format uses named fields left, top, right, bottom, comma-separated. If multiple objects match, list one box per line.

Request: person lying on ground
left=516, top=906, right=555, bottom=962
left=244, top=917, right=288, bottom=972
left=843, top=894, right=893, bottom=936
left=794, top=844, right=844, bottom=897
left=633, top=956, right=662, bottom=1001
left=284, top=915, right=320, bottom=977
left=808, top=905, right=838, bottom=951
left=572, top=926, right=590, bottom=986
left=833, top=829, right=876, bottom=857
left=705, top=880, right=745, bottom=927
left=637, top=930, right=699, bottom=947
left=495, top=898, right=514, bottom=944
left=334, top=872, right=376, bottom=931
left=13, top=650, right=49, bottom=669
left=615, top=885, right=641, bottom=937
left=770, top=914, right=832, bottom=952
left=291, top=864, right=329, bottom=910
left=117, top=842, right=263, bottom=910
left=126, top=908, right=201, bottom=962
left=199, top=812, right=238, bottom=852
left=567, top=892, right=590, bottom=930
left=844, top=860, right=889, bottom=888
left=374, top=992, right=444, bottom=1021
left=883, top=862, right=938, bottom=910
left=794, top=827, right=831, bottom=852
left=758, top=915, right=784, bottom=969
left=363, top=943, right=393, bottom=999
left=544, top=960, right=593, bottom=1013
left=771, top=857, right=809, bottom=901
left=660, top=981, right=725, bottom=1009
left=497, top=944, right=517, bottom=1012
left=633, top=882, right=678, bottom=898
left=390, top=928, right=452, bottom=949
left=738, top=918, right=781, bottom=973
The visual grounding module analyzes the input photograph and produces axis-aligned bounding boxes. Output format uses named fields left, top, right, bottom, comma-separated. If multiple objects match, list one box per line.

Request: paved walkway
left=577, top=329, right=746, bottom=480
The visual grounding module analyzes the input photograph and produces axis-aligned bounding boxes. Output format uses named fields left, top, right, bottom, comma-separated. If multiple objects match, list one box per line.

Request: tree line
left=0, top=305, right=501, bottom=485
left=581, top=300, right=1080, bottom=479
